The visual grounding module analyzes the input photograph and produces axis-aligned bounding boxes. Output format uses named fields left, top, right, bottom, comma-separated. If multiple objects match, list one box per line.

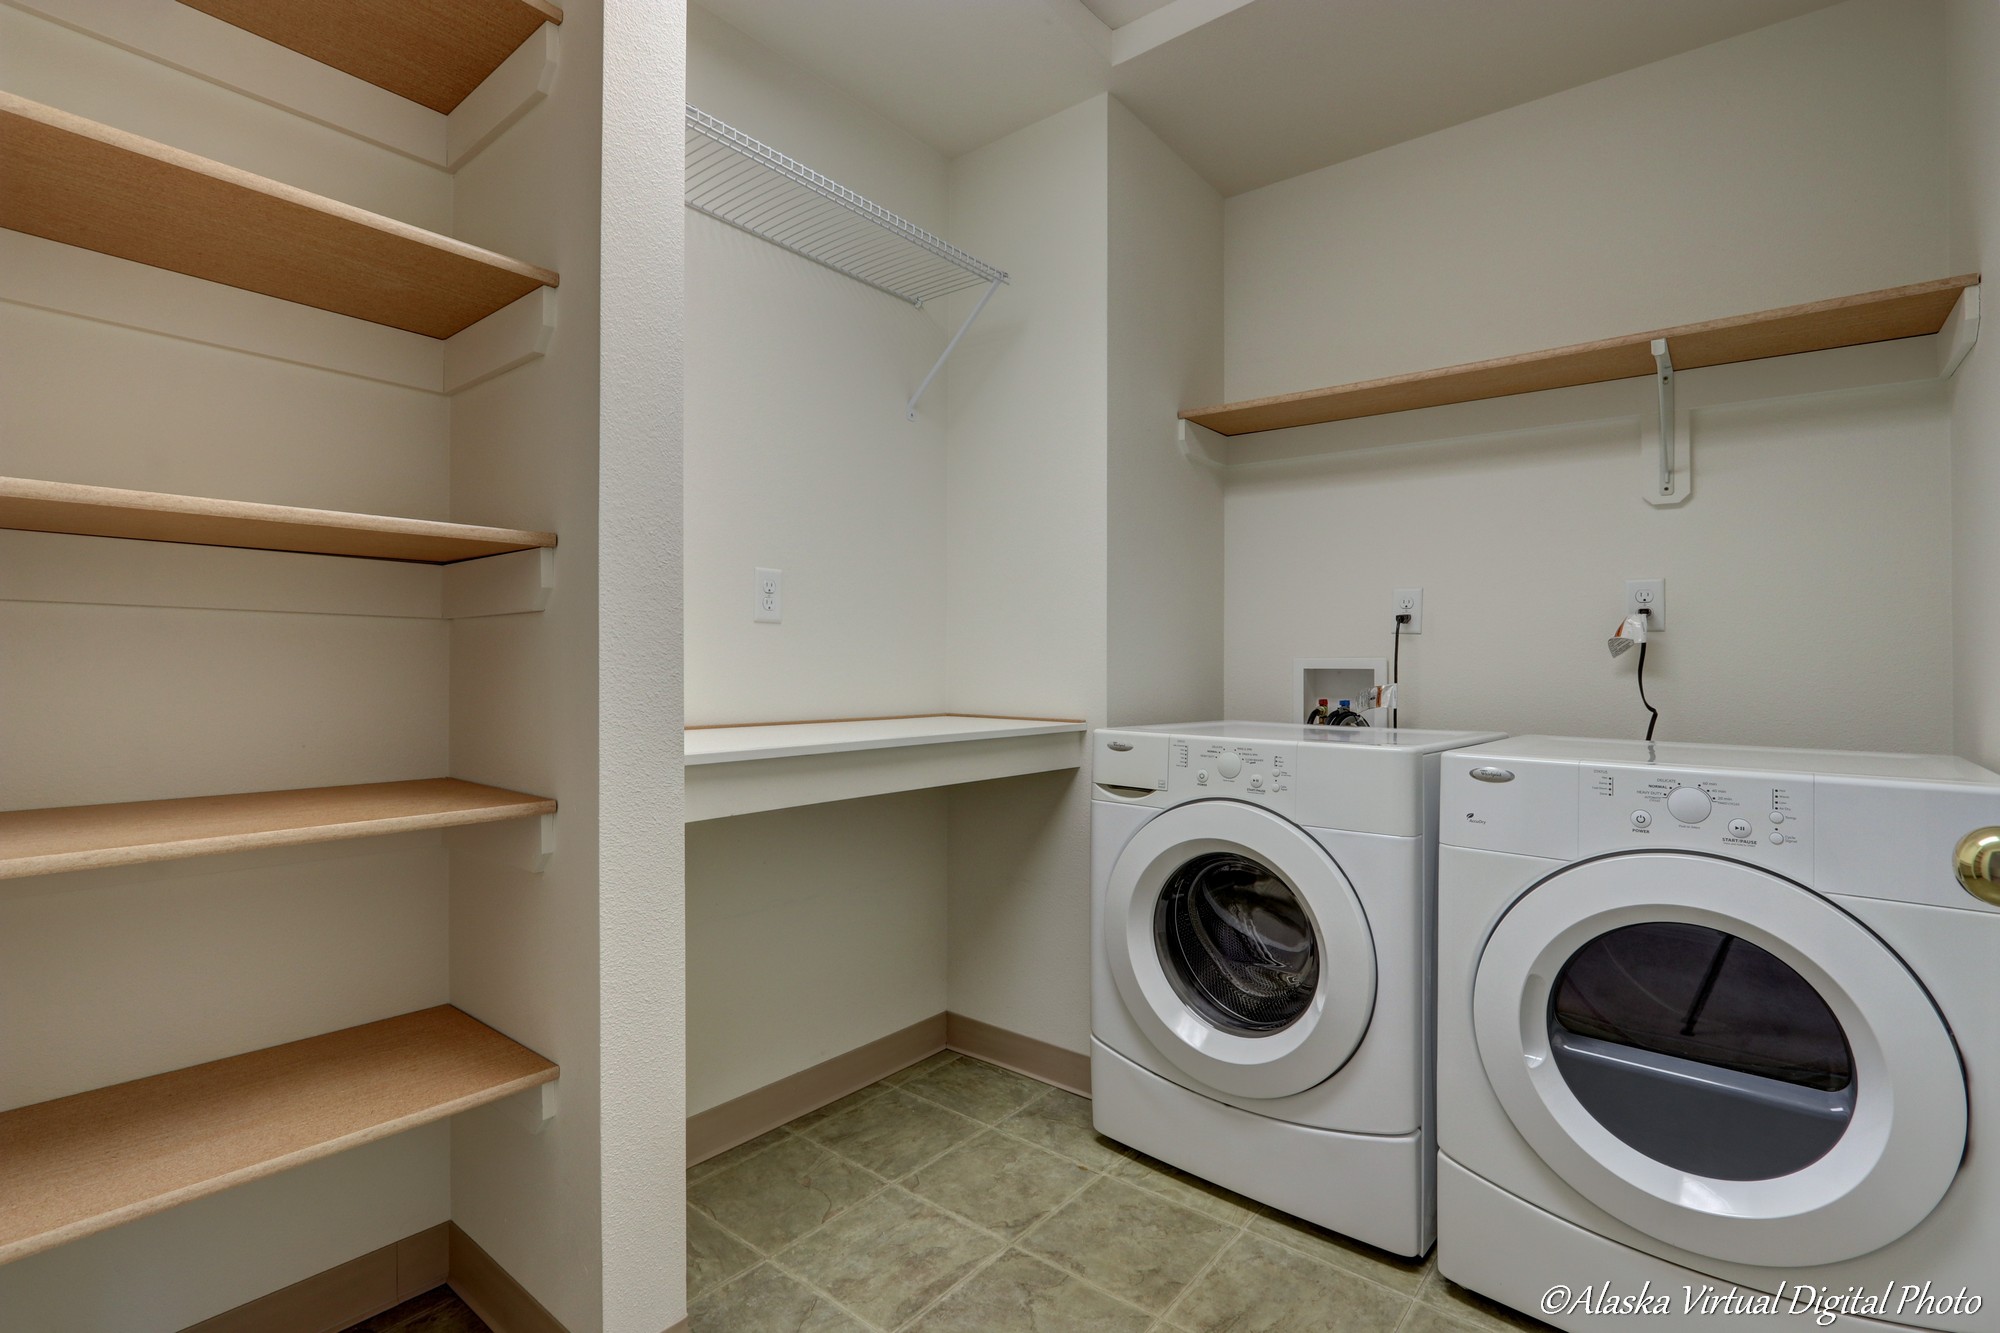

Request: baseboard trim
left=447, top=1222, right=566, bottom=1333
left=688, top=1013, right=948, bottom=1164
left=182, top=1224, right=449, bottom=1333
left=946, top=1013, right=1091, bottom=1096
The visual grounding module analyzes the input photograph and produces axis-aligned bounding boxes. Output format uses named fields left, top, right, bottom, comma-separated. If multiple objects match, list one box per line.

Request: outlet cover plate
left=755, top=567, right=782, bottom=623
left=1392, top=587, right=1423, bottom=635
left=1625, top=577, right=1665, bottom=630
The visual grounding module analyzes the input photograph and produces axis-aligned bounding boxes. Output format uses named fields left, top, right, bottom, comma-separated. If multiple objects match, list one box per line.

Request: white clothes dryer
left=1436, top=736, right=2000, bottom=1331
left=1092, top=721, right=1502, bottom=1256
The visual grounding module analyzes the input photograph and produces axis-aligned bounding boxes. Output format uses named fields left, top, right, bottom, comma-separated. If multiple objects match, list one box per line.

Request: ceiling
left=693, top=0, right=1844, bottom=197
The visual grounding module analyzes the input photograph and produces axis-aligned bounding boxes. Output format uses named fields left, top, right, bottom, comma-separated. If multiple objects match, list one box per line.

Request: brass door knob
left=1956, top=828, right=2000, bottom=906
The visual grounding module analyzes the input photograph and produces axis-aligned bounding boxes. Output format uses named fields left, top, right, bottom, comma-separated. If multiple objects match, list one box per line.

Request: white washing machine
left=1092, top=721, right=1503, bottom=1256
left=1436, top=736, right=2000, bottom=1331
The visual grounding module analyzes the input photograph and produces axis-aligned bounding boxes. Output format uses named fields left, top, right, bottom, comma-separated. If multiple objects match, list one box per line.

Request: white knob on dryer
left=1217, top=753, right=1243, bottom=779
left=1667, top=786, right=1712, bottom=823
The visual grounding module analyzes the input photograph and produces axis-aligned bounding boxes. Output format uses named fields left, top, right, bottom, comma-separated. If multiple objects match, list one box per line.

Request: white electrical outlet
left=754, top=567, right=782, bottom=623
left=1392, top=588, right=1423, bottom=634
left=1625, top=577, right=1665, bottom=630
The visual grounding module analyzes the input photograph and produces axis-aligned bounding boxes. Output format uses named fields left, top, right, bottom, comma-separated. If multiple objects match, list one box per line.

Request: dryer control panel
left=1170, top=735, right=1297, bottom=817
left=1579, top=764, right=1813, bottom=877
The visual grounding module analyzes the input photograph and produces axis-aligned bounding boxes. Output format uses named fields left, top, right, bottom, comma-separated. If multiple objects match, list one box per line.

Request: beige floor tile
left=998, top=1088, right=1134, bottom=1171
left=1398, top=1304, right=1486, bottom=1333
left=910, top=1250, right=1155, bottom=1333
left=691, top=1128, right=794, bottom=1183
left=901, top=1056, right=1048, bottom=1123
left=884, top=1050, right=960, bottom=1085
left=1164, top=1233, right=1411, bottom=1332
left=689, top=1135, right=884, bottom=1252
left=1112, top=1151, right=1262, bottom=1225
left=688, top=1263, right=871, bottom=1333
left=1018, top=1176, right=1237, bottom=1313
left=904, top=1130, right=1093, bottom=1236
left=778, top=1187, right=1006, bottom=1331
left=1418, top=1269, right=1554, bottom=1331
left=687, top=1208, right=762, bottom=1301
left=804, top=1088, right=986, bottom=1178
left=1246, top=1210, right=1430, bottom=1295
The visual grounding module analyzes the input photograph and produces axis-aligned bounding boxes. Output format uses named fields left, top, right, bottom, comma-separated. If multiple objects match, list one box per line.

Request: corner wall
left=1219, top=0, right=1956, bottom=752
left=1946, top=0, right=2000, bottom=771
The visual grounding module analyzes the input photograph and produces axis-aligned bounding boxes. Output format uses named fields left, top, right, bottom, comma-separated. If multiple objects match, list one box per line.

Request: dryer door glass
left=1154, top=852, right=1319, bottom=1036
left=1549, top=921, right=1854, bottom=1180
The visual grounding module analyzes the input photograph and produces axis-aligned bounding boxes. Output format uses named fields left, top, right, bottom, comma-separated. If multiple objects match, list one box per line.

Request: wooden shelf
left=0, top=779, right=556, bottom=880
left=0, top=93, right=558, bottom=338
left=1182, top=274, right=1980, bottom=437
left=0, top=477, right=556, bottom=565
left=0, top=1006, right=555, bottom=1264
left=177, top=0, right=563, bottom=115
left=685, top=714, right=1087, bottom=822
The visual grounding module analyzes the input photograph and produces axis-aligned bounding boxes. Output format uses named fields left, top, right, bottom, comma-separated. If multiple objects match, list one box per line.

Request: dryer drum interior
left=1154, top=851, right=1320, bottom=1036
left=1548, top=921, right=1855, bottom=1181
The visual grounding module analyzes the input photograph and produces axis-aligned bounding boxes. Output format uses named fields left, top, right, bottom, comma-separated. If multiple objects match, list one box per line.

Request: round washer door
left=1472, top=853, right=1965, bottom=1268
left=1105, top=800, right=1376, bottom=1099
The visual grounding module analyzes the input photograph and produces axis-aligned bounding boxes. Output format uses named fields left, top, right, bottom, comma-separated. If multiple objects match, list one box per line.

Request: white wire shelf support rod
left=684, top=106, right=1009, bottom=420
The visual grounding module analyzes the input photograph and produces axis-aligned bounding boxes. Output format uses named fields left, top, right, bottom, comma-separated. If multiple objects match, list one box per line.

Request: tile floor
left=686, top=1052, right=1554, bottom=1333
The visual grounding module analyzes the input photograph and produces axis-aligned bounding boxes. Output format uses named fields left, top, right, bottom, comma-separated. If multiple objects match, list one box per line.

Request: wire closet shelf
left=685, top=106, right=1007, bottom=307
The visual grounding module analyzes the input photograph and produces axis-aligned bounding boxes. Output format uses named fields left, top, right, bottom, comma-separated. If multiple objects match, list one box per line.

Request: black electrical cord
left=1636, top=640, right=1660, bottom=741
left=1391, top=614, right=1407, bottom=728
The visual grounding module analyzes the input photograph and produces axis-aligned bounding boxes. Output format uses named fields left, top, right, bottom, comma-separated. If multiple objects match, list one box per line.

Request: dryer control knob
left=1217, top=753, right=1243, bottom=779
left=1667, top=786, right=1712, bottom=823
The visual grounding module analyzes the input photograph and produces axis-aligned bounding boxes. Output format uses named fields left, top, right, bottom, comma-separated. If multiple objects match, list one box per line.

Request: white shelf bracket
left=1642, top=337, right=1691, bottom=508
left=1939, top=285, right=1981, bottom=378
left=907, top=278, right=1001, bottom=421
left=531, top=812, right=556, bottom=874
left=505, top=1079, right=558, bottom=1132
left=1177, top=418, right=1229, bottom=470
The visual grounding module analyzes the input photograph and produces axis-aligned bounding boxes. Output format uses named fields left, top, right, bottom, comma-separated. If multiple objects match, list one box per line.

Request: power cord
left=1635, top=633, right=1659, bottom=741
left=1391, top=613, right=1409, bottom=728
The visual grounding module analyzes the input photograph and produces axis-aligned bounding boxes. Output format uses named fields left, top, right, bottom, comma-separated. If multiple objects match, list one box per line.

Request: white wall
left=682, top=13, right=957, bottom=1119
left=687, top=792, right=947, bottom=1113
left=1946, top=0, right=2000, bottom=771
left=0, top=10, right=456, bottom=1325
left=1107, top=98, right=1224, bottom=728
left=943, top=97, right=1111, bottom=1057
left=1219, top=0, right=1957, bottom=753
left=684, top=7, right=950, bottom=726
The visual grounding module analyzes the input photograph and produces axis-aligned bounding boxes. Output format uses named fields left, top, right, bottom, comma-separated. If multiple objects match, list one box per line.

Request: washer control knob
left=1769, top=809, right=1786, bottom=825
left=1728, top=819, right=1753, bottom=839
left=1667, top=787, right=1712, bottom=823
left=1769, top=830, right=1786, bottom=846
left=1217, top=753, right=1243, bottom=779
left=1630, top=810, right=1652, bottom=830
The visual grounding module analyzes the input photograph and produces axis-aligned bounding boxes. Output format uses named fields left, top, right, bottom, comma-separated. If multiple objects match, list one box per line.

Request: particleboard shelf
left=0, top=477, right=556, bottom=565
left=0, top=779, right=557, bottom=880
left=0, top=93, right=558, bottom=338
left=0, top=1006, right=556, bottom=1264
left=177, top=0, right=563, bottom=114
left=1182, top=274, right=1981, bottom=437
left=685, top=714, right=1087, bottom=822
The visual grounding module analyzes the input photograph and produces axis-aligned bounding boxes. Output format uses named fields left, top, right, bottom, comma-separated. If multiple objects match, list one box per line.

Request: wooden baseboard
left=182, top=1224, right=448, bottom=1333
left=687, top=1013, right=948, bottom=1164
left=447, top=1222, right=566, bottom=1333
left=946, top=1013, right=1091, bottom=1096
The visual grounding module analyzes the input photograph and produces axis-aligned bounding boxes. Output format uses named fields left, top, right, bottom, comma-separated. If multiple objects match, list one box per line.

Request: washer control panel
left=1170, top=735, right=1296, bottom=817
left=1580, top=764, right=1811, bottom=875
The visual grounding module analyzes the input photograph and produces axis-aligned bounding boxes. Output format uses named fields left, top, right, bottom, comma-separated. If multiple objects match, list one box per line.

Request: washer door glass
left=1155, top=852, right=1319, bottom=1036
left=1549, top=922, right=1853, bottom=1180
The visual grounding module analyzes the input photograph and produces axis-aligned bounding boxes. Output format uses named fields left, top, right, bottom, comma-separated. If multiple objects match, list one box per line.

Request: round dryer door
left=1472, top=853, right=1966, bottom=1268
left=1104, top=800, right=1376, bottom=1099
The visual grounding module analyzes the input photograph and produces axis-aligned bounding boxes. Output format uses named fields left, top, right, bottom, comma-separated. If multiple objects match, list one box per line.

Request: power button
left=1631, top=810, right=1652, bottom=830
